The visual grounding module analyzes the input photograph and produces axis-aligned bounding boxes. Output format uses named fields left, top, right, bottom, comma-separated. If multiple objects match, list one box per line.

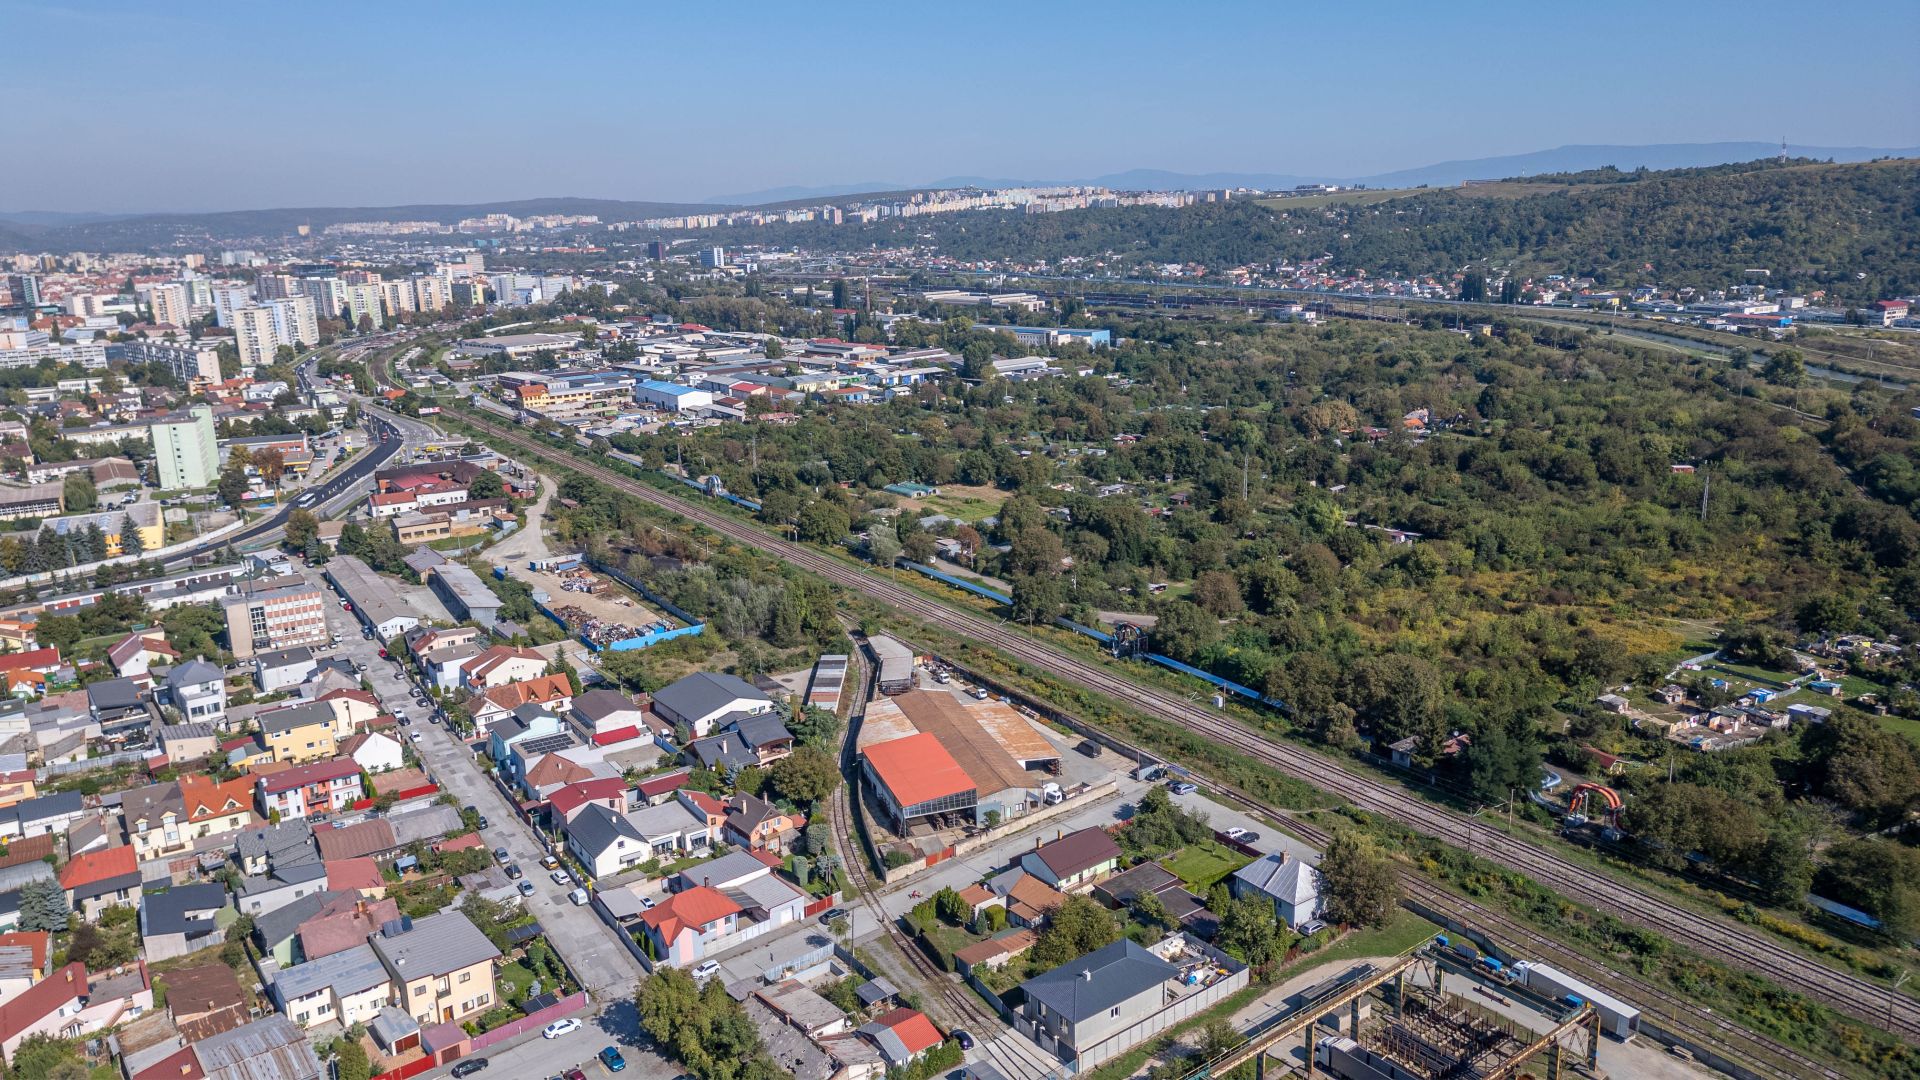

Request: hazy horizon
left=5, top=0, right=1916, bottom=213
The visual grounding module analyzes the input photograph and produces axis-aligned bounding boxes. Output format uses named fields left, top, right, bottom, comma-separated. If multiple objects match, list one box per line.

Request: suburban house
left=298, top=896, right=401, bottom=962
left=340, top=730, right=405, bottom=774
left=469, top=673, right=573, bottom=727
left=0, top=791, right=85, bottom=841
left=272, top=943, right=393, bottom=1030
left=626, top=798, right=714, bottom=858
left=688, top=714, right=795, bottom=770
left=257, top=759, right=365, bottom=821
left=1017, top=936, right=1249, bottom=1071
left=236, top=862, right=330, bottom=917
left=858, top=1007, right=945, bottom=1069
left=459, top=645, right=547, bottom=690
left=722, top=793, right=805, bottom=854
left=1019, top=828, right=1122, bottom=892
left=640, top=850, right=811, bottom=967
left=488, top=706, right=570, bottom=777
left=571, top=688, right=650, bottom=745
left=258, top=701, right=339, bottom=763
left=563, top=803, right=648, bottom=879
left=652, top=671, right=775, bottom=739
left=60, top=846, right=142, bottom=921
left=1230, top=852, right=1323, bottom=929
left=254, top=646, right=319, bottom=693
left=313, top=819, right=400, bottom=863
left=109, top=630, right=177, bottom=679
left=164, top=657, right=228, bottom=725
left=417, top=642, right=482, bottom=692
left=121, top=781, right=192, bottom=861
left=0, top=961, right=153, bottom=1066
left=159, top=962, right=250, bottom=1040
left=545, top=777, right=629, bottom=825
left=139, top=883, right=229, bottom=962
left=234, top=820, right=317, bottom=876
left=635, top=769, right=690, bottom=806
left=182, top=773, right=259, bottom=843
left=157, top=722, right=219, bottom=765
left=368, top=912, right=501, bottom=1025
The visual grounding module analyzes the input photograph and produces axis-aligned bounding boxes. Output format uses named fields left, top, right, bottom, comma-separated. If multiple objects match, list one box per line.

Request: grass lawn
left=1162, top=840, right=1253, bottom=892
left=1269, top=910, right=1439, bottom=983
left=496, top=960, right=537, bottom=1003
left=1877, top=713, right=1920, bottom=748
left=1706, top=661, right=1798, bottom=688
left=921, top=494, right=1000, bottom=522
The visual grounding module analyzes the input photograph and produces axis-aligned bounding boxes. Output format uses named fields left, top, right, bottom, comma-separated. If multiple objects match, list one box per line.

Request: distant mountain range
left=703, top=142, right=1920, bottom=204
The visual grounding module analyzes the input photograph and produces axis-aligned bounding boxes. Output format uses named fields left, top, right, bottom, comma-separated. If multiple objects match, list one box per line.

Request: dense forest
left=582, top=308, right=1920, bottom=932
left=653, top=159, right=1920, bottom=301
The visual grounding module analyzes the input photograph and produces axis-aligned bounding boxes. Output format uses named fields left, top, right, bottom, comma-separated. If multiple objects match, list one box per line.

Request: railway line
left=443, top=405, right=1920, bottom=1052
left=827, top=634, right=1057, bottom=1080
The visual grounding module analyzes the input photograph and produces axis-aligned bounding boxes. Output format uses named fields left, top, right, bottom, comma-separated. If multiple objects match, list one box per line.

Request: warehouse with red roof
left=860, top=732, right=977, bottom=834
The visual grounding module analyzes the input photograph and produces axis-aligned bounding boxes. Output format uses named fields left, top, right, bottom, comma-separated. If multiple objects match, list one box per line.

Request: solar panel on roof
left=520, top=733, right=576, bottom=755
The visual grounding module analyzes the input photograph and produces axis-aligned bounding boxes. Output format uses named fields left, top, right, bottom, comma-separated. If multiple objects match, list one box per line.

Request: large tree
left=1316, top=831, right=1400, bottom=929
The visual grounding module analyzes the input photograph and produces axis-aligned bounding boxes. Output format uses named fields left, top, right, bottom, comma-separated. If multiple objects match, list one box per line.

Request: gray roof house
left=237, top=861, right=330, bottom=916
left=235, top=820, right=318, bottom=875
left=1018, top=937, right=1250, bottom=1071
left=253, top=890, right=354, bottom=965
left=652, top=672, right=773, bottom=738
left=140, top=883, right=230, bottom=962
left=87, top=677, right=147, bottom=724
left=387, top=803, right=463, bottom=846
left=564, top=803, right=648, bottom=878
left=193, top=1015, right=326, bottom=1080
left=270, top=942, right=393, bottom=1029
left=1229, top=851, right=1322, bottom=929
left=1, top=790, right=86, bottom=839
left=166, top=657, right=228, bottom=724
left=255, top=647, right=318, bottom=693
left=368, top=911, right=501, bottom=989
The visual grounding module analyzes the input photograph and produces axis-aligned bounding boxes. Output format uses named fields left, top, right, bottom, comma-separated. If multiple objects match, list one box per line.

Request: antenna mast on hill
left=1779, top=138, right=1788, bottom=162
left=1700, top=468, right=1711, bottom=522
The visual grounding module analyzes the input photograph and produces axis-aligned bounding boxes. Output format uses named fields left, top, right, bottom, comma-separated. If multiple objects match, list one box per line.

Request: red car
left=378, top=648, right=389, bottom=659
left=564, top=1071, right=587, bottom=1080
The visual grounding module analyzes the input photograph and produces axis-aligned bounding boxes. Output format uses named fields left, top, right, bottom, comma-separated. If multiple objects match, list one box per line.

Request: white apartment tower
left=149, top=283, right=192, bottom=330
left=232, top=305, right=281, bottom=367
left=267, top=295, right=320, bottom=348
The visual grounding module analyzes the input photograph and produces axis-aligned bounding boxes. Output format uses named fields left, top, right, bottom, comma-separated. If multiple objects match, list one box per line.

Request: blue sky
left=4, top=0, right=1915, bottom=212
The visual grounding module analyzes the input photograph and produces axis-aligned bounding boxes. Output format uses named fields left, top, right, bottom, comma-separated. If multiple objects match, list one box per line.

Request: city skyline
left=5, top=0, right=1917, bottom=213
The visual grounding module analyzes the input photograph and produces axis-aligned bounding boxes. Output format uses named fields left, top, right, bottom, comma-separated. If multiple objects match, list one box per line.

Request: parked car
left=598, top=1047, right=627, bottom=1072
left=505, top=863, right=522, bottom=879
left=953, top=1030, right=974, bottom=1050
left=820, top=907, right=848, bottom=925
left=691, top=960, right=720, bottom=980
left=408, top=731, right=422, bottom=743
left=1168, top=781, right=1198, bottom=796
left=1223, top=827, right=1249, bottom=841
left=518, top=880, right=536, bottom=896
left=450, top=1060, right=488, bottom=1077
left=540, top=855, right=560, bottom=870
left=494, top=847, right=510, bottom=863
left=563, top=1071, right=587, bottom=1080
left=541, top=1018, right=581, bottom=1039
left=551, top=869, right=572, bottom=886
left=1297, top=920, right=1328, bottom=936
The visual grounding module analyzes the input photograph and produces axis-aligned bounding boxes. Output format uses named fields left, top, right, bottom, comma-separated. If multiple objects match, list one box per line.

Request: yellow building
left=259, top=701, right=339, bottom=763
left=370, top=912, right=502, bottom=1025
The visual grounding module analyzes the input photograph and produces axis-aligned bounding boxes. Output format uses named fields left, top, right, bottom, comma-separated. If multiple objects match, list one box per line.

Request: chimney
left=1277, top=850, right=1288, bottom=864
left=1080, top=970, right=1092, bottom=982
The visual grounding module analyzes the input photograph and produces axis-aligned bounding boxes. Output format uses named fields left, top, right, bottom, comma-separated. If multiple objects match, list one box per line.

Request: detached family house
left=1229, top=851, right=1322, bottom=929
left=1019, top=828, right=1121, bottom=892
left=652, top=672, right=774, bottom=739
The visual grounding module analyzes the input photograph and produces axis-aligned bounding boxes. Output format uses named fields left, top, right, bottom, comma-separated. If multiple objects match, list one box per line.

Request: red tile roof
left=324, top=858, right=385, bottom=893
left=0, top=647, right=60, bottom=673
left=640, top=885, right=741, bottom=942
left=862, top=733, right=974, bottom=808
left=0, top=962, right=85, bottom=1047
left=547, top=778, right=626, bottom=820
left=876, top=1007, right=943, bottom=1055
left=635, top=770, right=689, bottom=799
left=59, top=845, right=137, bottom=890
left=435, top=832, right=485, bottom=853
left=314, top=818, right=396, bottom=861
left=258, top=757, right=362, bottom=794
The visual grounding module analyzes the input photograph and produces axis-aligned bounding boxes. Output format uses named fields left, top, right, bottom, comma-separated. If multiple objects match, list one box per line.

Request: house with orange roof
left=859, top=1007, right=944, bottom=1068
left=469, top=673, right=573, bottom=727
left=323, top=858, right=386, bottom=899
left=459, top=646, right=546, bottom=690
left=60, top=846, right=141, bottom=921
left=637, top=885, right=742, bottom=967
left=181, top=773, right=258, bottom=842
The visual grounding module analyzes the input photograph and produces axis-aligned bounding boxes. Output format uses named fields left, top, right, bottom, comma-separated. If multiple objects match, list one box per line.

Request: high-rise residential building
left=378, top=280, right=415, bottom=318
left=343, top=283, right=384, bottom=329
left=152, top=404, right=219, bottom=490
left=410, top=275, right=447, bottom=313
left=209, top=281, right=253, bottom=328
left=107, top=340, right=221, bottom=383
left=232, top=305, right=281, bottom=367
left=450, top=281, right=486, bottom=309
left=221, top=576, right=329, bottom=659
left=184, top=276, right=214, bottom=309
left=256, top=274, right=301, bottom=301
left=267, top=295, right=320, bottom=348
left=299, top=277, right=346, bottom=321
left=149, top=283, right=192, bottom=329
left=64, top=293, right=106, bottom=318
left=699, top=246, right=726, bottom=268
left=8, top=275, right=41, bottom=306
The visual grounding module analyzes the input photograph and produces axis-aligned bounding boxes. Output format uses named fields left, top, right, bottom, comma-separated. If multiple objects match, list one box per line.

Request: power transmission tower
left=1700, top=468, right=1710, bottom=522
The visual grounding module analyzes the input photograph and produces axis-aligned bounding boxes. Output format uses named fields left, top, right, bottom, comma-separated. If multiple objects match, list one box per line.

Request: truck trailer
left=1510, top=961, right=1640, bottom=1040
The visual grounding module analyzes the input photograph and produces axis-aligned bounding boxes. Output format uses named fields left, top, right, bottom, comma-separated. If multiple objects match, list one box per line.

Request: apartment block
left=148, top=283, right=192, bottom=329
left=232, top=305, right=281, bottom=367
left=152, top=405, right=220, bottom=490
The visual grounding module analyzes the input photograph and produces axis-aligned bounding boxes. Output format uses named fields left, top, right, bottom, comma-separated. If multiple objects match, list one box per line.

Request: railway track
left=447, top=405, right=1920, bottom=1050
left=827, top=635, right=1056, bottom=1080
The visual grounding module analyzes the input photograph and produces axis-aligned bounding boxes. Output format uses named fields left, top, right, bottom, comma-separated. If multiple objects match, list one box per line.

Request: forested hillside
left=683, top=159, right=1920, bottom=301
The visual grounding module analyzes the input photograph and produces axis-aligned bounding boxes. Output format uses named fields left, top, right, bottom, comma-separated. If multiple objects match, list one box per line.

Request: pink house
left=637, top=886, right=740, bottom=967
